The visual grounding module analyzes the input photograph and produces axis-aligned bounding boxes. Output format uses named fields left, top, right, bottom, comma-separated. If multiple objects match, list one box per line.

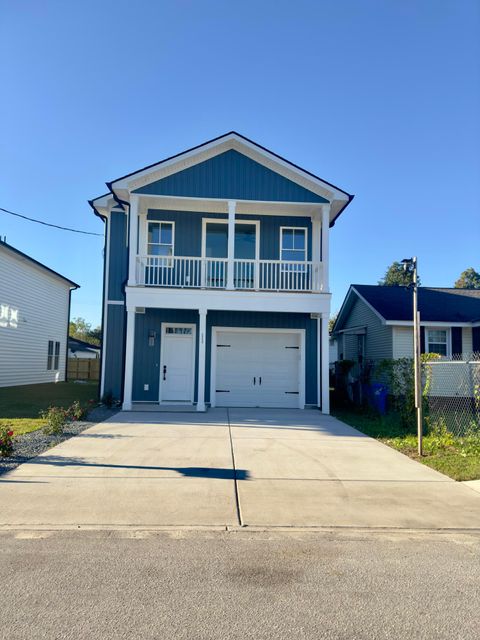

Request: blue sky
left=1, top=0, right=479, bottom=324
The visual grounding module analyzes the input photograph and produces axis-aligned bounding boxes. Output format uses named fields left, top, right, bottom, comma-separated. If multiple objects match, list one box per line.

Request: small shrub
left=67, top=400, right=85, bottom=421
left=41, top=406, right=68, bottom=436
left=0, top=425, right=14, bottom=457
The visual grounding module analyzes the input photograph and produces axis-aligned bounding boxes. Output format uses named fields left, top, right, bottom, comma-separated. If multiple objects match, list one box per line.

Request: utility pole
left=403, top=257, right=423, bottom=456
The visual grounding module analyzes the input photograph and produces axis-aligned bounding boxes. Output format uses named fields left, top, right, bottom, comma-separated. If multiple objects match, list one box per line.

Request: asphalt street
left=1, top=528, right=479, bottom=640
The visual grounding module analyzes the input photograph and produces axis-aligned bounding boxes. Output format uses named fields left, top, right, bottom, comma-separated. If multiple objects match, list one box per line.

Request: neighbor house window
left=426, top=329, right=449, bottom=356
left=147, top=222, right=174, bottom=258
left=280, top=227, right=307, bottom=271
left=47, top=340, right=60, bottom=370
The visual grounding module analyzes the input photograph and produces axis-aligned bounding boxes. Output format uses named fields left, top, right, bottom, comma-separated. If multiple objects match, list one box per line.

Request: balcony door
left=202, top=220, right=259, bottom=289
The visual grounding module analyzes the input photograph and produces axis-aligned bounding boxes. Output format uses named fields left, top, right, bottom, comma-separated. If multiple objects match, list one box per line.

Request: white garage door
left=213, top=330, right=302, bottom=408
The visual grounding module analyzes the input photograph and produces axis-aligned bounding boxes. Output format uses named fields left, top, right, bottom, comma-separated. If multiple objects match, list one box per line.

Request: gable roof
left=131, top=149, right=330, bottom=203
left=335, top=284, right=480, bottom=330
left=100, top=132, right=353, bottom=226
left=68, top=337, right=101, bottom=351
left=0, top=239, right=79, bottom=289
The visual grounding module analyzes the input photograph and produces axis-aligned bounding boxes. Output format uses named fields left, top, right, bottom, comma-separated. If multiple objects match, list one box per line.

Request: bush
left=0, top=425, right=14, bottom=456
left=41, top=406, right=69, bottom=436
left=67, top=400, right=85, bottom=421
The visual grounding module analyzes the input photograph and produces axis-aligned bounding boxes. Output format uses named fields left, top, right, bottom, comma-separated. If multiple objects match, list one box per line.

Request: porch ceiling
left=137, top=194, right=322, bottom=217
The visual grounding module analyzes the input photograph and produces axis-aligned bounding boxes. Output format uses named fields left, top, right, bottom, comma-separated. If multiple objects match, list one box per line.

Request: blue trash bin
left=370, top=383, right=388, bottom=415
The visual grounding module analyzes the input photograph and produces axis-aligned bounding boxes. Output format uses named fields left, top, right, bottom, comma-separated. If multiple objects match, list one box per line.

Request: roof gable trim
left=108, top=133, right=351, bottom=206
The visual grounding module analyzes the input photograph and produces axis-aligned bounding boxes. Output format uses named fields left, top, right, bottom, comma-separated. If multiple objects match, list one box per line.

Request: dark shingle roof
left=68, top=337, right=101, bottom=351
left=353, top=285, right=480, bottom=323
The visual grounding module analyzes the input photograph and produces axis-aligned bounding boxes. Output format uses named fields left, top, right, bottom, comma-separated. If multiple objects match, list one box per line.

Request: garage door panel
left=214, top=330, right=301, bottom=408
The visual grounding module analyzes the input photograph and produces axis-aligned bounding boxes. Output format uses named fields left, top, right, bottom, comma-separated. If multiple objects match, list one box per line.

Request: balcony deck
left=136, top=256, right=324, bottom=293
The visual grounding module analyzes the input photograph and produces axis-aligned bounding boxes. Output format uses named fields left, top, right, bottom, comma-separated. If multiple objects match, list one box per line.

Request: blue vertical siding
left=146, top=211, right=312, bottom=260
left=132, top=308, right=199, bottom=402
left=134, top=150, right=328, bottom=203
left=108, top=211, right=128, bottom=301
left=129, top=308, right=318, bottom=405
left=205, top=311, right=318, bottom=405
left=103, top=304, right=126, bottom=400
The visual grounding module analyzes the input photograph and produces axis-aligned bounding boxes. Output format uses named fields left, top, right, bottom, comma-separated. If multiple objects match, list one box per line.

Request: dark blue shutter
left=473, top=327, right=480, bottom=354
left=420, top=326, right=425, bottom=353
left=451, top=327, right=462, bottom=358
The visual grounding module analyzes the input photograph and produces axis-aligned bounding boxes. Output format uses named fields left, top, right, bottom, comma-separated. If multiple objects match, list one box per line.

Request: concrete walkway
left=1, top=409, right=480, bottom=529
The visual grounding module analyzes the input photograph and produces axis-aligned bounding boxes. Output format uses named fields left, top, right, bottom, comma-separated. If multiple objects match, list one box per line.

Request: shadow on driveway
left=23, top=455, right=250, bottom=480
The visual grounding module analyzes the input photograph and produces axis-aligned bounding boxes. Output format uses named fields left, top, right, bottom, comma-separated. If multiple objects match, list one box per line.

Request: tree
left=69, top=317, right=101, bottom=346
left=329, top=313, right=338, bottom=334
left=454, top=267, right=480, bottom=289
left=378, top=261, right=420, bottom=287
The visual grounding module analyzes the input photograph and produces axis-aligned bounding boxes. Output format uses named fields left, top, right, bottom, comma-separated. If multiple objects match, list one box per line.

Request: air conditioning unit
left=135, top=307, right=146, bottom=314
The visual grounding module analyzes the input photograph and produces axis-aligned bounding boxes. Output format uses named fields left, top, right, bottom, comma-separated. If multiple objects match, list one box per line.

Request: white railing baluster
left=135, top=256, right=322, bottom=292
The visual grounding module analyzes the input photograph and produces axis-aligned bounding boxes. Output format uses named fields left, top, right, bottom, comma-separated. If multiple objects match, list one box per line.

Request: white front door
left=213, top=330, right=304, bottom=408
left=160, top=324, right=195, bottom=403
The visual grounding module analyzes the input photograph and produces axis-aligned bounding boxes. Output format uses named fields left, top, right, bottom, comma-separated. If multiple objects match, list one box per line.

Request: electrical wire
left=0, top=206, right=103, bottom=237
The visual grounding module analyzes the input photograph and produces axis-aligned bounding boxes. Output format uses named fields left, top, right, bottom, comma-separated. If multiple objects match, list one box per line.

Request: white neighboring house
left=68, top=337, right=100, bottom=359
left=0, top=240, right=79, bottom=387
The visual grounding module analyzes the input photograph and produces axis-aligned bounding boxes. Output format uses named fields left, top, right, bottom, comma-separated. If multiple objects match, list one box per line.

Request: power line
left=0, top=206, right=103, bottom=237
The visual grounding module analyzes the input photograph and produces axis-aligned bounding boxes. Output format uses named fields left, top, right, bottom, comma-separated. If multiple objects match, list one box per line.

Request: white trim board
left=125, top=285, right=331, bottom=314
left=385, top=320, right=473, bottom=327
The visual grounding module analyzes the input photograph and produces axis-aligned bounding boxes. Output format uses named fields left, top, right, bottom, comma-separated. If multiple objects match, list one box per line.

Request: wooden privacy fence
left=68, top=358, right=100, bottom=381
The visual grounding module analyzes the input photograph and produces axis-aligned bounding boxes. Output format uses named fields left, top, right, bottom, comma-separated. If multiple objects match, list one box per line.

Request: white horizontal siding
left=462, top=327, right=473, bottom=355
left=392, top=326, right=414, bottom=359
left=0, top=247, right=71, bottom=387
left=393, top=326, right=474, bottom=360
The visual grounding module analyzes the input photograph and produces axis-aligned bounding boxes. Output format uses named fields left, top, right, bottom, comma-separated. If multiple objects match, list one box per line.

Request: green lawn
left=0, top=382, right=99, bottom=438
left=333, top=407, right=480, bottom=482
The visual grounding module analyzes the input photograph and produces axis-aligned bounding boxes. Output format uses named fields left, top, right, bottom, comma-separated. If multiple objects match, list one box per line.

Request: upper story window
left=280, top=227, right=307, bottom=263
left=426, top=328, right=449, bottom=356
left=148, top=222, right=174, bottom=257
left=47, top=340, right=60, bottom=370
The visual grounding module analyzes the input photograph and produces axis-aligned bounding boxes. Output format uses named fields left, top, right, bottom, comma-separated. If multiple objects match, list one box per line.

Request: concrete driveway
left=1, top=409, right=480, bottom=529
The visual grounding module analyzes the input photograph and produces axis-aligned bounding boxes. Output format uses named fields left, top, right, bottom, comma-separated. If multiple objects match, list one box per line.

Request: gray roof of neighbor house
left=68, top=337, right=101, bottom=353
left=335, top=285, right=480, bottom=329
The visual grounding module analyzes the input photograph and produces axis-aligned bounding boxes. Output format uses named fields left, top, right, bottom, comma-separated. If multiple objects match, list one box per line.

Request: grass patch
left=333, top=407, right=480, bottom=482
left=0, top=382, right=98, bottom=438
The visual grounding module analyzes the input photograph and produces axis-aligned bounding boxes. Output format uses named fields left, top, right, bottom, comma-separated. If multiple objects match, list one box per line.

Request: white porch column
left=197, top=308, right=208, bottom=411
left=127, top=195, right=139, bottom=286
left=122, top=305, right=136, bottom=411
left=321, top=204, right=330, bottom=293
left=312, top=212, right=321, bottom=292
left=321, top=312, right=330, bottom=414
left=226, top=200, right=236, bottom=290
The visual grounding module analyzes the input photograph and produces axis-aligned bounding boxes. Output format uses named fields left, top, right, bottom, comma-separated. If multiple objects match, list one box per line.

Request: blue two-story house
left=89, top=132, right=353, bottom=412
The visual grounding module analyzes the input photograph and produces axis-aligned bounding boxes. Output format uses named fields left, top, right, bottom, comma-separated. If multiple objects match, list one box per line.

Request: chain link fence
left=425, top=353, right=480, bottom=437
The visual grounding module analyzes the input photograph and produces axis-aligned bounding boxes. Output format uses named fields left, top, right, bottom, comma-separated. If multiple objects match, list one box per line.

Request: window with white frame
left=147, top=222, right=174, bottom=258
left=280, top=227, right=307, bottom=271
left=47, top=340, right=60, bottom=370
left=426, top=328, right=449, bottom=356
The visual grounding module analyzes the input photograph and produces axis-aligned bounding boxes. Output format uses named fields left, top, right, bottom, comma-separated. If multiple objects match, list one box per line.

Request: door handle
left=259, top=377, right=262, bottom=385
left=253, top=377, right=256, bottom=386
left=163, top=365, right=167, bottom=381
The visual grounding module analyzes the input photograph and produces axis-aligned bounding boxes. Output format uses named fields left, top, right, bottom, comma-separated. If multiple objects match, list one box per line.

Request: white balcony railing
left=136, top=256, right=324, bottom=292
